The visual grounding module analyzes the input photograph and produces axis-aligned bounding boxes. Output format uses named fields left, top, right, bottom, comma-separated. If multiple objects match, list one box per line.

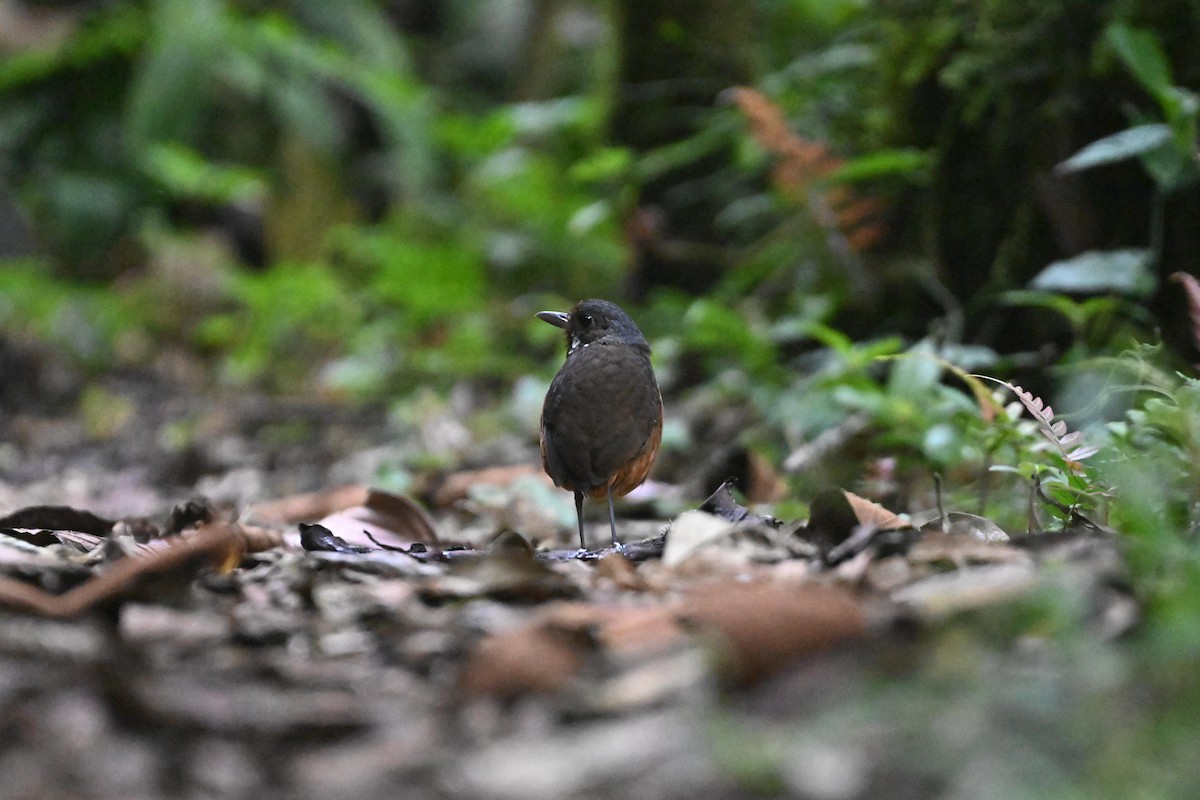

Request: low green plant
left=1101, top=358, right=1200, bottom=649
left=978, top=377, right=1106, bottom=530
left=194, top=260, right=360, bottom=386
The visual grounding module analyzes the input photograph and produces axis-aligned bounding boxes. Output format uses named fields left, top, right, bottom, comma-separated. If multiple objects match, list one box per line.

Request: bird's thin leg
left=574, top=490, right=586, bottom=549
left=607, top=487, right=618, bottom=546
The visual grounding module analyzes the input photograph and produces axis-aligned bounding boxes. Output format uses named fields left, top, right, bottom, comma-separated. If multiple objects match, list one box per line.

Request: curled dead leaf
left=913, top=511, right=1009, bottom=543
left=285, top=488, right=438, bottom=550
left=699, top=481, right=778, bottom=527
left=299, top=523, right=371, bottom=554
left=0, top=505, right=115, bottom=536
left=0, top=521, right=247, bottom=618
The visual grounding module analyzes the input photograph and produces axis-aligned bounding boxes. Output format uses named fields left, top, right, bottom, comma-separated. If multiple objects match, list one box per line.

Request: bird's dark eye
left=579, top=314, right=594, bottom=328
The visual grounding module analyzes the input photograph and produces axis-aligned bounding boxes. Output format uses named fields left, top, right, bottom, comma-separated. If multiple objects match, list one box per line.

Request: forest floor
left=0, top=338, right=1150, bottom=800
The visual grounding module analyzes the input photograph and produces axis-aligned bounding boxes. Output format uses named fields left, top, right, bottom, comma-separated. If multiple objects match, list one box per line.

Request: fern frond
left=972, top=376, right=1099, bottom=466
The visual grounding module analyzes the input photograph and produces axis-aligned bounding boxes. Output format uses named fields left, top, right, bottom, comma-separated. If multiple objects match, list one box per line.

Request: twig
left=934, top=473, right=947, bottom=533
left=783, top=414, right=869, bottom=473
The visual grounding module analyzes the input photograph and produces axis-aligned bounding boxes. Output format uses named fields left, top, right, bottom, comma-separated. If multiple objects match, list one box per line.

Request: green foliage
left=0, top=4, right=147, bottom=93
left=1055, top=21, right=1200, bottom=272
left=1098, top=22, right=1199, bottom=192
left=195, top=260, right=360, bottom=385
left=1097, top=369, right=1200, bottom=665
left=826, top=148, right=933, bottom=184
left=1000, top=250, right=1158, bottom=359
left=0, top=0, right=436, bottom=274
left=0, top=0, right=639, bottom=390
left=337, top=225, right=486, bottom=325
left=681, top=298, right=780, bottom=381
left=1028, top=249, right=1156, bottom=297
left=758, top=335, right=1005, bottom=513
left=0, top=261, right=140, bottom=367
left=1056, top=124, right=1175, bottom=174
left=141, top=143, right=268, bottom=206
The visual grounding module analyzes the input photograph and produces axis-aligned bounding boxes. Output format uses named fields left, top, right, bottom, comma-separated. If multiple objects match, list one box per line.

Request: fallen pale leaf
left=912, top=510, right=1010, bottom=542
left=662, top=511, right=736, bottom=567
left=891, top=563, right=1037, bottom=620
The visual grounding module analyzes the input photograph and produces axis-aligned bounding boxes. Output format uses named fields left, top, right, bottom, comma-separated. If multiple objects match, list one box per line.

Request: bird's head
left=537, top=299, right=649, bottom=356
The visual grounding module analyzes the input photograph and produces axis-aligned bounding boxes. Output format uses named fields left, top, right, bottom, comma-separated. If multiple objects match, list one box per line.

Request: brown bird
left=538, top=299, right=663, bottom=549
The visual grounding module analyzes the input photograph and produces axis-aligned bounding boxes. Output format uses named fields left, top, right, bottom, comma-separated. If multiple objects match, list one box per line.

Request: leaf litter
left=0, top=380, right=1139, bottom=799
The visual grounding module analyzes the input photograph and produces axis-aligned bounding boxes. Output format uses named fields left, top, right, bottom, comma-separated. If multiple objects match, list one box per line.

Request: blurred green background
left=3, top=0, right=1197, bottom=392
left=7, top=0, right=1200, bottom=526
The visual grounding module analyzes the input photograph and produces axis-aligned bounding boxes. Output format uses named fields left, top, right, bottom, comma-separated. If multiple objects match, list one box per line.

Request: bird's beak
left=536, top=310, right=570, bottom=329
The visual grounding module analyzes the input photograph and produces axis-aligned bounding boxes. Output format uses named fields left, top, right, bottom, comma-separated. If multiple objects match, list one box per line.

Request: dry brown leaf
left=459, top=622, right=589, bottom=699
left=239, top=524, right=284, bottom=553
left=1171, top=271, right=1200, bottom=356
left=727, top=86, right=887, bottom=253
left=537, top=601, right=626, bottom=629
left=461, top=579, right=868, bottom=698
left=460, top=601, right=695, bottom=702
left=0, top=521, right=246, bottom=618
left=745, top=450, right=787, bottom=503
left=593, top=551, right=647, bottom=591
left=520, top=602, right=690, bottom=658
left=844, top=491, right=906, bottom=529
left=596, top=606, right=688, bottom=657
left=677, top=582, right=867, bottom=684
left=807, top=488, right=907, bottom=550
